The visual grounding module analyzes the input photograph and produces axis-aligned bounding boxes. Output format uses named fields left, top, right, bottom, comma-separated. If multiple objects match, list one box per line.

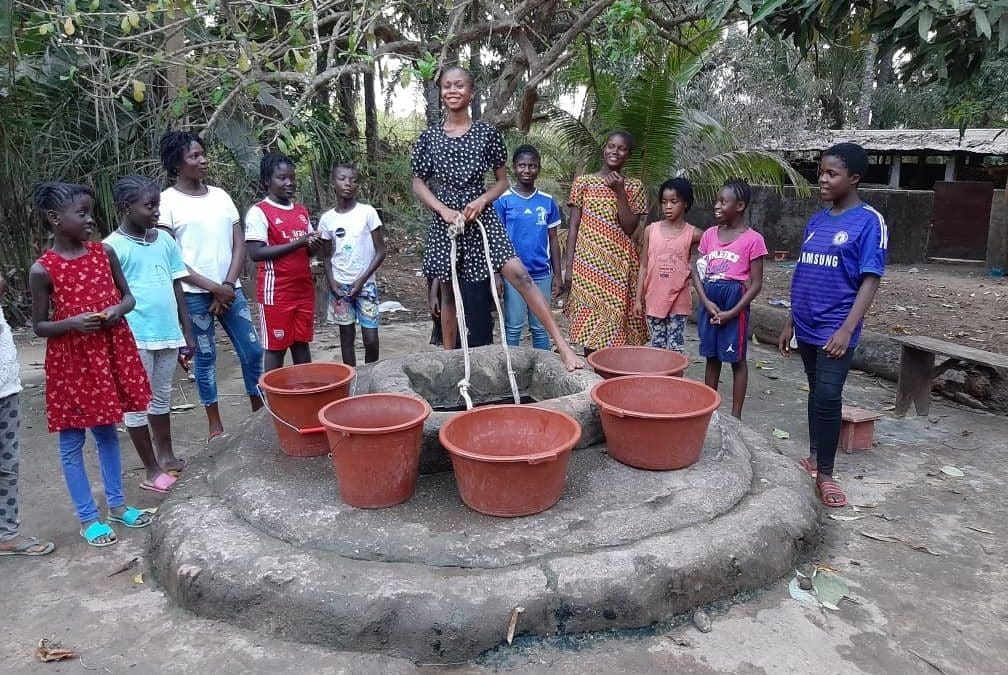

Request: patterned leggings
left=646, top=314, right=687, bottom=353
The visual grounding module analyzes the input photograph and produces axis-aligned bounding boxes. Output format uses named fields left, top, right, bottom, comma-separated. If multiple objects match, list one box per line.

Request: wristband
left=222, top=281, right=236, bottom=289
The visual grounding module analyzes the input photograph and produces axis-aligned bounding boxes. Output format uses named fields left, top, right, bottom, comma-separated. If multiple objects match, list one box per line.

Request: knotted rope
left=447, top=213, right=520, bottom=410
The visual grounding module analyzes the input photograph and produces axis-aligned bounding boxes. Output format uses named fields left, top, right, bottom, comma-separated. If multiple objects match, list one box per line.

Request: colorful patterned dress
left=564, top=174, right=649, bottom=349
left=37, top=242, right=150, bottom=432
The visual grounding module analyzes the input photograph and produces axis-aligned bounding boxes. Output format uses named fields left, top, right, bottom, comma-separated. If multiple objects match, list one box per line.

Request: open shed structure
left=762, top=129, right=1008, bottom=265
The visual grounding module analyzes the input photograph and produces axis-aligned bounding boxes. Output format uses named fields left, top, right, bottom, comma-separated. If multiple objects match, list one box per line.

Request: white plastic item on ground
left=378, top=301, right=409, bottom=314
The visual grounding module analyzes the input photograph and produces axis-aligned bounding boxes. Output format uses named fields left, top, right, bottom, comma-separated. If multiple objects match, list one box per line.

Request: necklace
left=117, top=227, right=153, bottom=246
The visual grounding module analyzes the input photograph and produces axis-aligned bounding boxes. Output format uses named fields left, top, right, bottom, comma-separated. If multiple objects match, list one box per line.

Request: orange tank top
left=643, top=222, right=694, bottom=318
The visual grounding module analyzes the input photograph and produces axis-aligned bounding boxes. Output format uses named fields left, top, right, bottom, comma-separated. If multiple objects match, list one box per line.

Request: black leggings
left=797, top=341, right=854, bottom=476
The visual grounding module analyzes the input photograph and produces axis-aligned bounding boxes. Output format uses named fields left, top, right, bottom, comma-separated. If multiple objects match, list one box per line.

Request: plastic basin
left=259, top=362, right=355, bottom=457
left=439, top=405, right=582, bottom=517
left=587, top=346, right=689, bottom=379
left=590, top=375, right=721, bottom=470
left=318, top=393, right=431, bottom=508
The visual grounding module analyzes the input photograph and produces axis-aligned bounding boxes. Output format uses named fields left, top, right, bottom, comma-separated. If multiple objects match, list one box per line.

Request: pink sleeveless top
left=643, top=222, right=694, bottom=318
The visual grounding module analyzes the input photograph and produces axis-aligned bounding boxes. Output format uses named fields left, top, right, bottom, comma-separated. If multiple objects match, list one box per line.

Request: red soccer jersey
left=249, top=199, right=314, bottom=305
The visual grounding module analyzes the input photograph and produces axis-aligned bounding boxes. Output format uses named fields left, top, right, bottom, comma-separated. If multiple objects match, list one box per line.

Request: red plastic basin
left=439, top=405, right=582, bottom=517
left=587, top=346, right=689, bottom=379
left=318, top=393, right=431, bottom=508
left=590, top=375, right=721, bottom=470
left=259, top=362, right=355, bottom=457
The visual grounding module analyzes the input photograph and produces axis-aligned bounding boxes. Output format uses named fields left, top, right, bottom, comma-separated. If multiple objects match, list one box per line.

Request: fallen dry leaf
left=506, top=606, right=524, bottom=645
left=860, top=531, right=943, bottom=556
left=36, top=638, right=76, bottom=662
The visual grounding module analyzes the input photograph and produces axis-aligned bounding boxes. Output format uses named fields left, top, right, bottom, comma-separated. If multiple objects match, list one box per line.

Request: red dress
left=37, top=242, right=151, bottom=432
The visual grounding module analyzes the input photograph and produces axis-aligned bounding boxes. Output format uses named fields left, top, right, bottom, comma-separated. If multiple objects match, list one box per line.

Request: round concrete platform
left=149, top=386, right=819, bottom=664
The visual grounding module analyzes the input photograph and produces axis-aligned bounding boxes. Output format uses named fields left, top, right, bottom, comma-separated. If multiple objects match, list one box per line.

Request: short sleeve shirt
left=158, top=186, right=240, bottom=293
left=318, top=203, right=383, bottom=285
left=410, top=122, right=508, bottom=211
left=493, top=188, right=562, bottom=278
left=791, top=203, right=887, bottom=348
left=0, top=307, right=21, bottom=399
left=105, top=229, right=188, bottom=349
left=696, top=227, right=768, bottom=285
left=245, top=198, right=314, bottom=305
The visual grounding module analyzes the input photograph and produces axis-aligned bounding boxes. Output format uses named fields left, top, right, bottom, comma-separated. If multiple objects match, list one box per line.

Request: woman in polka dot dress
left=411, top=66, right=581, bottom=371
left=29, top=182, right=153, bottom=548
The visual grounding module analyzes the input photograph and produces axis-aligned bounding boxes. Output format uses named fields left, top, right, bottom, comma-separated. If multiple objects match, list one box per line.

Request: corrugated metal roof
left=763, top=128, right=1008, bottom=155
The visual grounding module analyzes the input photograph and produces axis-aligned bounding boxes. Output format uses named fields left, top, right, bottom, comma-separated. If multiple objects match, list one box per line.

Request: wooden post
left=944, top=154, right=956, bottom=182
left=888, top=155, right=901, bottom=188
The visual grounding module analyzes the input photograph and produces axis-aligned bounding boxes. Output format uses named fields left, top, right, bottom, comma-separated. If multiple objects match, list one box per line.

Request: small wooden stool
left=840, top=406, right=883, bottom=453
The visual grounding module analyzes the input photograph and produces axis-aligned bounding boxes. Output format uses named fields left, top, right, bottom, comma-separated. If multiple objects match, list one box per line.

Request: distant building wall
left=687, top=187, right=933, bottom=264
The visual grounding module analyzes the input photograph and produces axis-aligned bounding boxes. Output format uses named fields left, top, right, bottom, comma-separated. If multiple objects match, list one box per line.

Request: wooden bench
left=892, top=335, right=1008, bottom=416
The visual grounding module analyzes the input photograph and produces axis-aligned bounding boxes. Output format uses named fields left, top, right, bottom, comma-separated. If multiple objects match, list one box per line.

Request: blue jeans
left=503, top=274, right=552, bottom=350
left=58, top=425, right=124, bottom=524
left=185, top=289, right=264, bottom=406
left=797, top=340, right=854, bottom=476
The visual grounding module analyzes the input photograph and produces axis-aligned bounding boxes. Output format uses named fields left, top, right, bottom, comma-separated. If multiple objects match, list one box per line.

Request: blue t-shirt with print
left=493, top=188, right=562, bottom=279
left=105, top=229, right=188, bottom=349
left=791, top=203, right=887, bottom=348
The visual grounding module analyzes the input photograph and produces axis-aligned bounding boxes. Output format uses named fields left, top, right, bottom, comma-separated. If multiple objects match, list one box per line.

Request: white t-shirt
left=159, top=186, right=241, bottom=293
left=317, top=203, right=383, bottom=285
left=0, top=307, right=22, bottom=400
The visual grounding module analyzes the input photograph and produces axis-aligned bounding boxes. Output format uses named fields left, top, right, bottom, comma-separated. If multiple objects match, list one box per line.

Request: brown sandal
left=816, top=477, right=847, bottom=508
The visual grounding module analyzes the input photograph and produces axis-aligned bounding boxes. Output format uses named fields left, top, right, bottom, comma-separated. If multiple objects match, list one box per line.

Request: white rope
left=447, top=214, right=520, bottom=410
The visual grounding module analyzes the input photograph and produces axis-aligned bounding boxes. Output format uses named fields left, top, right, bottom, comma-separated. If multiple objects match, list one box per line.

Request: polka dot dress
left=411, top=121, right=516, bottom=282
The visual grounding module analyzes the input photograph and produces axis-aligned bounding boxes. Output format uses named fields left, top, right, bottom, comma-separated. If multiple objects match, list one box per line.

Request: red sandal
left=816, top=477, right=847, bottom=508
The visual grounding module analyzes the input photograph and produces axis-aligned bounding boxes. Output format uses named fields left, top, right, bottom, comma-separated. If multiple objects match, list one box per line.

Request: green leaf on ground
left=940, top=465, right=965, bottom=477
left=772, top=428, right=790, bottom=439
left=812, top=572, right=848, bottom=611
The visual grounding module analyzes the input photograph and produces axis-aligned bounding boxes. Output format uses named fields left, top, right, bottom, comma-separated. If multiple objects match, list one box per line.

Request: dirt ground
left=377, top=247, right=1008, bottom=355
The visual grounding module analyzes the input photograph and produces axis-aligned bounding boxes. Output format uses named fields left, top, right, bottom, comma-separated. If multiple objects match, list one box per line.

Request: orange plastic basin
left=259, top=362, right=355, bottom=457
left=590, top=375, right=721, bottom=470
left=587, top=346, right=689, bottom=379
left=318, top=393, right=432, bottom=509
left=439, top=405, right=582, bottom=517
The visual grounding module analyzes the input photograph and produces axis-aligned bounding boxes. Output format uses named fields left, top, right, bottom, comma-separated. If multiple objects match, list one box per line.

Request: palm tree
left=548, top=26, right=809, bottom=201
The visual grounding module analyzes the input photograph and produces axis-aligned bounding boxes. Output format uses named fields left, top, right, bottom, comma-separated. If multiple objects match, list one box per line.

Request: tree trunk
left=470, top=0, right=483, bottom=121
left=872, top=45, right=895, bottom=128
left=425, top=80, right=441, bottom=127
left=164, top=1, right=187, bottom=111
left=363, top=69, right=378, bottom=163
left=337, top=72, right=359, bottom=139
left=856, top=34, right=878, bottom=128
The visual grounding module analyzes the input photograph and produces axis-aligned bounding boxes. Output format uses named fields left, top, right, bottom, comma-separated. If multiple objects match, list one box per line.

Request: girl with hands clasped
left=778, top=143, right=886, bottom=509
left=692, top=179, right=768, bottom=419
left=29, top=182, right=154, bottom=547
left=562, top=131, right=650, bottom=354
left=410, top=65, right=580, bottom=370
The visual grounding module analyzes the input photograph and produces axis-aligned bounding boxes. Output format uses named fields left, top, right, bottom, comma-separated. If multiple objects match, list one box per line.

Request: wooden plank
left=891, top=335, right=1008, bottom=370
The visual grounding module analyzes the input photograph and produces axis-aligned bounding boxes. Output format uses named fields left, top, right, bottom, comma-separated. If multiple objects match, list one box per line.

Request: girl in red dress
left=29, top=182, right=153, bottom=548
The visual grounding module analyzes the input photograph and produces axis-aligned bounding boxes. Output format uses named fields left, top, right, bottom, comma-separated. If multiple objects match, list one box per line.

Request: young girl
left=494, top=144, right=563, bottom=350
left=158, top=131, right=263, bottom=441
left=246, top=153, right=319, bottom=372
left=28, top=182, right=153, bottom=547
left=692, top=178, right=767, bottom=419
left=779, top=143, right=886, bottom=508
left=634, top=177, right=702, bottom=353
left=410, top=65, right=579, bottom=370
left=105, top=175, right=194, bottom=494
left=561, top=131, right=649, bottom=354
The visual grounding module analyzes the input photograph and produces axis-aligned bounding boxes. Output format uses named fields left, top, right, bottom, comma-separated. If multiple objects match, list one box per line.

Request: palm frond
left=685, top=149, right=811, bottom=202
left=545, top=104, right=602, bottom=173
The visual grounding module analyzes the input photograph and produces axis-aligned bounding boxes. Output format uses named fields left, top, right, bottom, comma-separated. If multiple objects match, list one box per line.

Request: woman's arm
left=224, top=222, right=246, bottom=287
left=412, top=176, right=455, bottom=224
left=604, top=173, right=639, bottom=235
left=548, top=227, right=563, bottom=298
left=174, top=279, right=195, bottom=346
left=101, top=245, right=136, bottom=325
left=247, top=238, right=310, bottom=262
left=634, top=225, right=651, bottom=316
left=462, top=166, right=509, bottom=222
left=561, top=206, right=583, bottom=298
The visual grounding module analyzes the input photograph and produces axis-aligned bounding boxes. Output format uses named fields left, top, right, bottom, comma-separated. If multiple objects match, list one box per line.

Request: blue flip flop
left=80, top=521, right=117, bottom=548
left=108, top=507, right=152, bottom=529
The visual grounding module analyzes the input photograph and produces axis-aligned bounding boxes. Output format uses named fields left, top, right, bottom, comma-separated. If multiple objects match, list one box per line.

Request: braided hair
left=112, top=175, right=159, bottom=212
left=722, top=177, right=752, bottom=212
left=32, top=181, right=95, bottom=227
left=159, top=130, right=205, bottom=178
left=260, top=152, right=295, bottom=186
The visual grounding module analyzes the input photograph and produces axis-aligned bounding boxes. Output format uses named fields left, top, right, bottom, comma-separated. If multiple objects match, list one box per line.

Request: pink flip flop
left=798, top=457, right=818, bottom=478
left=139, top=473, right=177, bottom=495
